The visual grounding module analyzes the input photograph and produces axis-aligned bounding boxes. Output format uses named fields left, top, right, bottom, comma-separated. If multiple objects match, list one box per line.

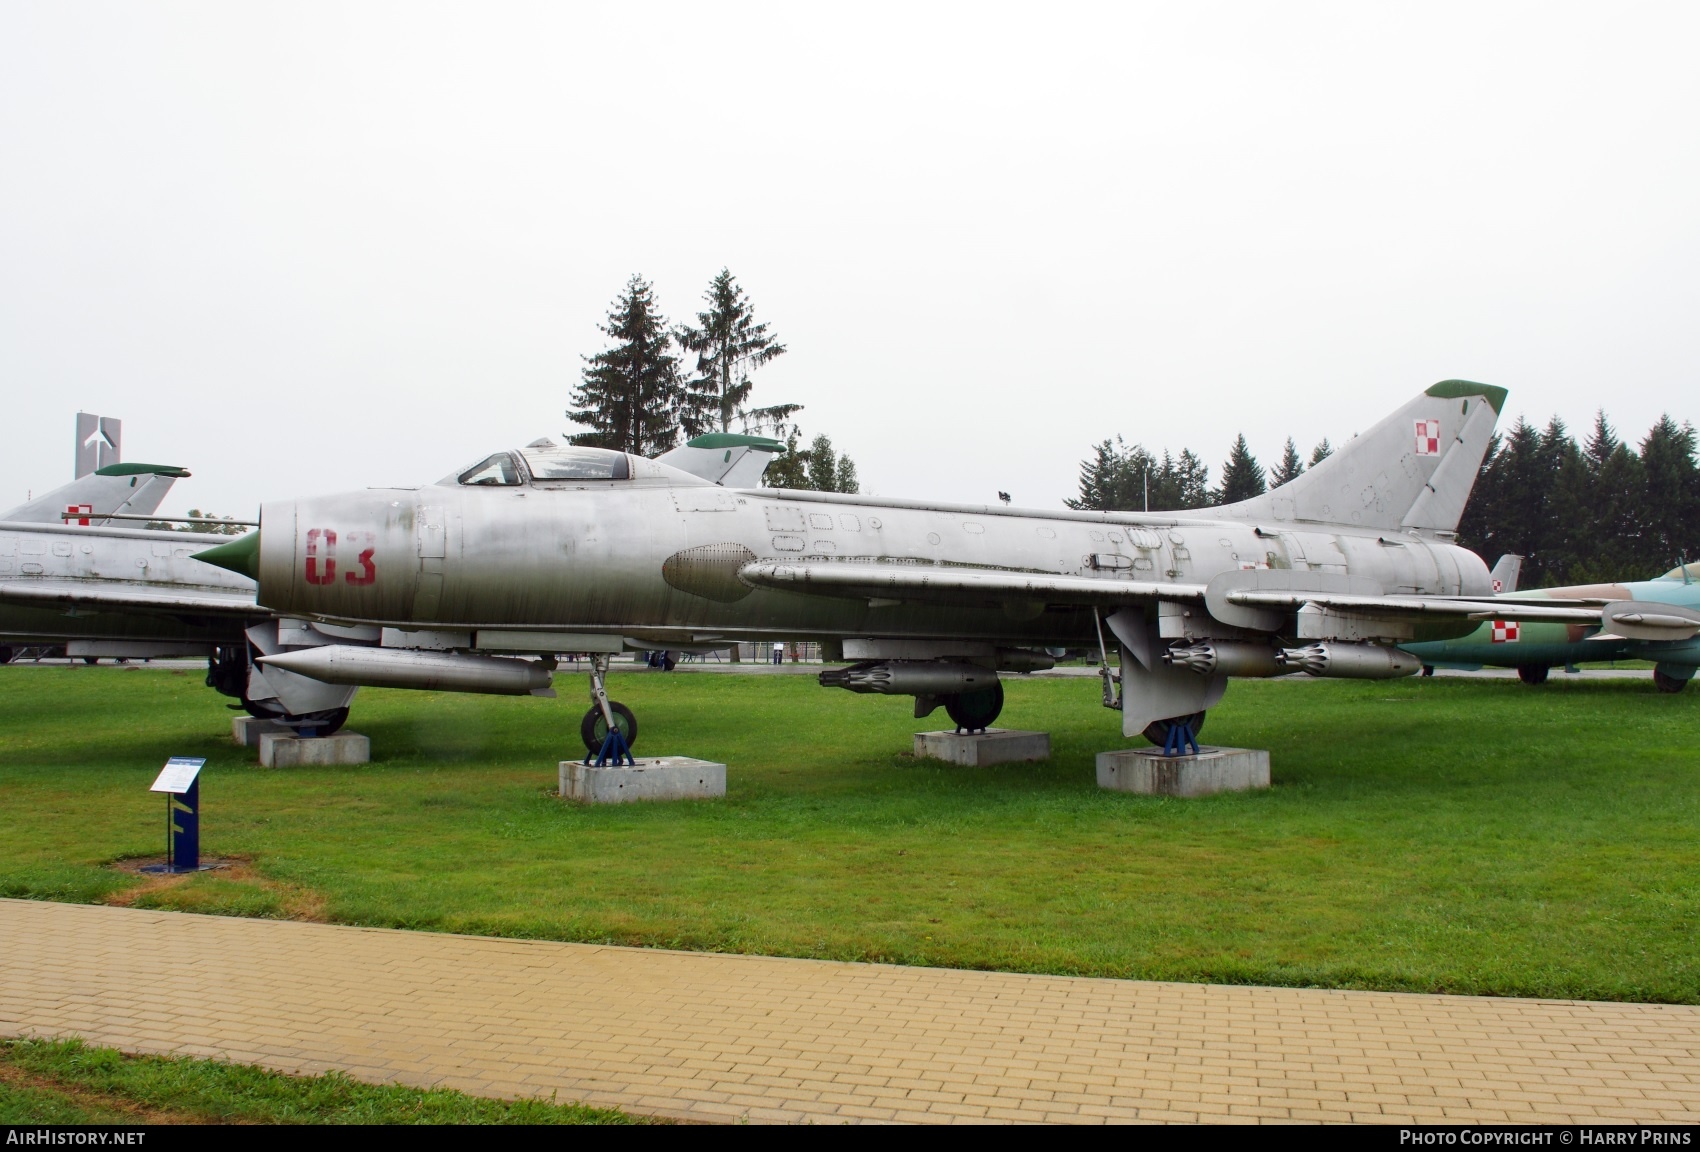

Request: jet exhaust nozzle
left=258, top=645, right=554, bottom=696
left=818, top=660, right=1000, bottom=696
left=1276, top=642, right=1422, bottom=679
left=1163, top=641, right=1286, bottom=678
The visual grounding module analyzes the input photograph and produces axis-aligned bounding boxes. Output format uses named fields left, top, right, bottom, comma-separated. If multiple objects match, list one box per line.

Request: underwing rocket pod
left=1277, top=642, right=1423, bottom=679
left=1162, top=641, right=1286, bottom=678
left=818, top=661, right=1000, bottom=696
left=258, top=646, right=555, bottom=696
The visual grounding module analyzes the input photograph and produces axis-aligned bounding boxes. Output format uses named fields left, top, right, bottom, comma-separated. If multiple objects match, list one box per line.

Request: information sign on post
left=148, top=757, right=206, bottom=873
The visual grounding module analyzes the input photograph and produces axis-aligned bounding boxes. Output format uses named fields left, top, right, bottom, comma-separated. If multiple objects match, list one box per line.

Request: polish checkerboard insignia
left=1415, top=419, right=1441, bottom=456
left=1491, top=620, right=1518, bottom=643
left=1491, top=577, right=1504, bottom=592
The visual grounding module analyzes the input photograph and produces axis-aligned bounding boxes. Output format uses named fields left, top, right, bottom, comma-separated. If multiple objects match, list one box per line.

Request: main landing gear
left=581, top=653, right=637, bottom=763
left=1653, top=668, right=1692, bottom=694
left=1517, top=665, right=1550, bottom=686
left=944, top=681, right=1004, bottom=733
left=206, top=642, right=351, bottom=737
left=1143, top=712, right=1207, bottom=755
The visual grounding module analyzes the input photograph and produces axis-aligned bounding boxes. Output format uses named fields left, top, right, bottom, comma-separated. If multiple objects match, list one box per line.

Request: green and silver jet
left=1403, top=563, right=1700, bottom=692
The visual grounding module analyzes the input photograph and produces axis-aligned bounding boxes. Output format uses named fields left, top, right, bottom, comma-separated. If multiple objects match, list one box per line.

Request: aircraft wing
left=738, top=561, right=1207, bottom=606
left=0, top=579, right=263, bottom=619
left=1224, top=589, right=1605, bottom=624
left=738, top=561, right=1611, bottom=627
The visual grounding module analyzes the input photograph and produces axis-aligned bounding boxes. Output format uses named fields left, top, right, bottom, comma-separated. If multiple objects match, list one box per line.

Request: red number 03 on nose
left=304, top=528, right=377, bottom=586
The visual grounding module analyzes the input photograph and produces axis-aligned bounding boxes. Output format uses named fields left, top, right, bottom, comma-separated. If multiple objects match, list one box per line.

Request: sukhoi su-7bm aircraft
left=195, top=381, right=1621, bottom=751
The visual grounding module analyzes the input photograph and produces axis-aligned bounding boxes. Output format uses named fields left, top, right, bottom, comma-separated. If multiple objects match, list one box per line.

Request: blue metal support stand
left=1162, top=720, right=1200, bottom=758
left=588, top=727, right=636, bottom=767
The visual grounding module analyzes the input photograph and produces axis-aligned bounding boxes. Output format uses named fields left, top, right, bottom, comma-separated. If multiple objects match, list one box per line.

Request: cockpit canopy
left=452, top=445, right=632, bottom=486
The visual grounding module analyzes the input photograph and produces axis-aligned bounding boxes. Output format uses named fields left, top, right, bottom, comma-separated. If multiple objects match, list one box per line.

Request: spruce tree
left=1214, top=434, right=1267, bottom=503
left=1636, top=416, right=1700, bottom=574
left=1309, top=439, right=1333, bottom=466
left=1065, top=439, right=1125, bottom=511
left=1582, top=412, right=1644, bottom=580
left=1066, top=437, right=1156, bottom=511
left=567, top=276, right=683, bottom=456
left=805, top=434, right=841, bottom=493
left=1269, top=437, right=1304, bottom=487
left=675, top=269, right=793, bottom=438
left=764, top=430, right=860, bottom=493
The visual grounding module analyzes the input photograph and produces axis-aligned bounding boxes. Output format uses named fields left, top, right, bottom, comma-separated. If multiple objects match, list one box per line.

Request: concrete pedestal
left=259, top=731, right=371, bottom=768
left=1096, top=746, right=1270, bottom=797
left=559, top=757, right=726, bottom=804
left=913, top=729, right=1050, bottom=767
left=232, top=716, right=295, bottom=748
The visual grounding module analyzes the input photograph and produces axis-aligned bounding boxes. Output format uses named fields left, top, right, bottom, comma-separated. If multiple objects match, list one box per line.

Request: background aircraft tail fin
left=0, top=463, right=190, bottom=525
left=1490, top=554, right=1523, bottom=594
left=655, top=433, right=786, bottom=487
left=1213, top=380, right=1506, bottom=533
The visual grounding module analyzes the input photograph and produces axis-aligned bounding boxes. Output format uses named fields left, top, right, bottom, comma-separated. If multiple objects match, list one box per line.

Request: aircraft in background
left=1404, top=562, right=1700, bottom=692
left=0, top=447, right=357, bottom=731
left=196, top=380, right=1637, bottom=754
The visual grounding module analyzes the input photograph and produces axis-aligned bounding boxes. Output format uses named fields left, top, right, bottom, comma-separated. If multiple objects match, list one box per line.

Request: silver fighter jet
left=197, top=382, right=1617, bottom=752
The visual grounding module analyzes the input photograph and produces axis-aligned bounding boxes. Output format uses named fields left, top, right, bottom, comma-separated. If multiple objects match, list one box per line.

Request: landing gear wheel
left=241, top=697, right=351, bottom=736
left=0, top=647, right=11, bottom=664
left=944, top=680, right=1004, bottom=732
left=581, top=701, right=638, bottom=754
left=1517, top=665, right=1550, bottom=686
left=1653, top=669, right=1690, bottom=694
left=82, top=656, right=98, bottom=665
left=1421, top=664, right=1435, bottom=677
left=1143, top=712, right=1207, bottom=746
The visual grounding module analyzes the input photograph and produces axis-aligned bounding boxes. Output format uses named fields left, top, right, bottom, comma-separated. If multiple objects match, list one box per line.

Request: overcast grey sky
left=3, top=2, right=1697, bottom=518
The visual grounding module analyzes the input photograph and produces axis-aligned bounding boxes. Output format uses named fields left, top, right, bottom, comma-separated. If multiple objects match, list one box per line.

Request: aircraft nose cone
left=193, top=530, right=260, bottom=579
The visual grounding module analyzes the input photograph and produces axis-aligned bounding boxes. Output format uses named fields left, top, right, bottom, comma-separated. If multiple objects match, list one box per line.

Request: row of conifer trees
left=1069, top=413, right=1700, bottom=587
left=565, top=271, right=857, bottom=493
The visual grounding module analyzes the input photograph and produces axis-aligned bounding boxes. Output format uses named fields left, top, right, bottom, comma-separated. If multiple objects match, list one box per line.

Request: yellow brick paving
left=2, top=899, right=1696, bottom=1124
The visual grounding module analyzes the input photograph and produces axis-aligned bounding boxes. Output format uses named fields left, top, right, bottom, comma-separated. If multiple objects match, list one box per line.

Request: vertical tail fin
left=1214, top=380, right=1506, bottom=533
left=655, top=434, right=787, bottom=487
left=1490, top=554, right=1523, bottom=594
left=1, top=464, right=190, bottom=525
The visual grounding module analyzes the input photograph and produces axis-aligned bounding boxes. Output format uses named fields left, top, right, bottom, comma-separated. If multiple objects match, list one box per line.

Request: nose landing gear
left=581, top=653, right=637, bottom=764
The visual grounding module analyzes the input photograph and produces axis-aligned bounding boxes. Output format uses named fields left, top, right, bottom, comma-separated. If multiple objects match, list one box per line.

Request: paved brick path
left=2, top=899, right=1696, bottom=1124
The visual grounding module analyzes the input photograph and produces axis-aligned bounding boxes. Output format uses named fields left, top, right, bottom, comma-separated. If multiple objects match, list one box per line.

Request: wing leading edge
left=736, top=561, right=1610, bottom=627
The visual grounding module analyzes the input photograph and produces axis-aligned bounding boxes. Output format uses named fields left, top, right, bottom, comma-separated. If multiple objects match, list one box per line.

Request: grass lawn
left=0, top=1037, right=638, bottom=1124
left=0, top=664, right=1696, bottom=1003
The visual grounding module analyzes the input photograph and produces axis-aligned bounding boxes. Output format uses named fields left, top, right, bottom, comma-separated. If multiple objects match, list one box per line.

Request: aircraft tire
left=1653, top=669, right=1690, bottom=694
left=581, top=701, right=638, bottom=754
left=1516, top=665, right=1550, bottom=686
left=944, top=680, right=1004, bottom=732
left=0, top=647, right=12, bottom=665
left=1142, top=711, right=1208, bottom=746
left=1421, top=664, right=1435, bottom=677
